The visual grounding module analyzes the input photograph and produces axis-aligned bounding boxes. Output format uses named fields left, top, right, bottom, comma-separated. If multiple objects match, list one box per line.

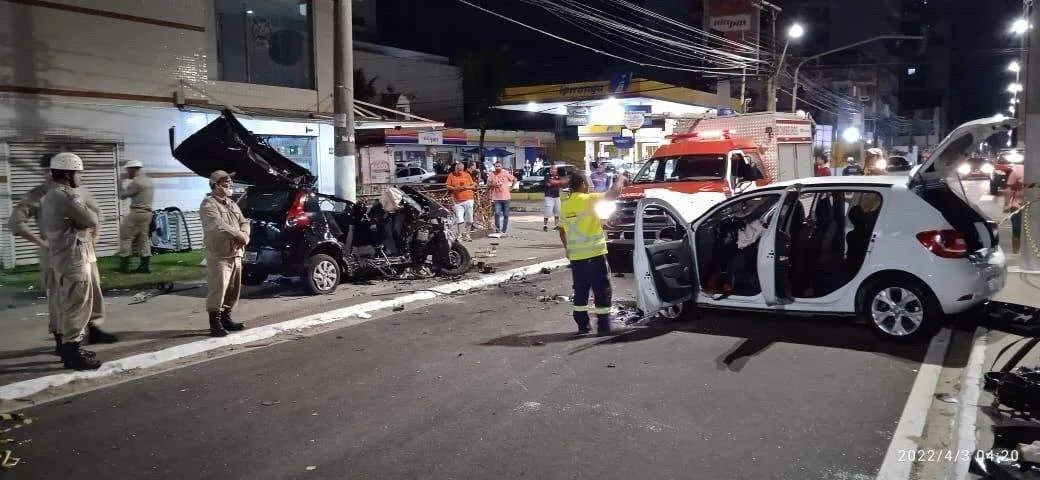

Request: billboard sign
left=704, top=0, right=760, bottom=55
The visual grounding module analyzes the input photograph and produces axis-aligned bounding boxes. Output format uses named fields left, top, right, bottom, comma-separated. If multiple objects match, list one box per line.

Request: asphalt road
left=8, top=270, right=927, bottom=480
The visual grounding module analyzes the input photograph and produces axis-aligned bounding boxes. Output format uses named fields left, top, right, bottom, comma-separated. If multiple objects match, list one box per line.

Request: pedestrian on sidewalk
left=543, top=166, right=564, bottom=231
left=488, top=161, right=516, bottom=237
left=446, top=162, right=477, bottom=241
left=558, top=172, right=618, bottom=335
left=117, top=160, right=154, bottom=273
left=10, top=154, right=116, bottom=356
left=40, top=153, right=111, bottom=370
left=200, top=170, right=248, bottom=337
left=1005, top=163, right=1025, bottom=254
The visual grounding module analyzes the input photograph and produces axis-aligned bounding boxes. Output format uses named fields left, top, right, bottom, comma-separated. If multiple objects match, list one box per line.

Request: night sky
left=376, top=0, right=1027, bottom=126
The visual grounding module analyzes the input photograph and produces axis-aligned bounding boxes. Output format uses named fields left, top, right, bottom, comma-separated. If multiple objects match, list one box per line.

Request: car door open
left=633, top=197, right=698, bottom=316
left=758, top=186, right=801, bottom=306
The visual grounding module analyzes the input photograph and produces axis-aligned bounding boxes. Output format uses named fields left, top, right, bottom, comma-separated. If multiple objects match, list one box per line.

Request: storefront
left=360, top=128, right=556, bottom=176
left=499, top=76, right=742, bottom=169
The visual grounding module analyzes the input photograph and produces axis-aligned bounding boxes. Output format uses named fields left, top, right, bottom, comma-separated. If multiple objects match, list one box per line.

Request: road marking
left=980, top=195, right=996, bottom=202
left=0, top=258, right=569, bottom=401
left=949, top=328, right=988, bottom=480
left=875, top=327, right=952, bottom=480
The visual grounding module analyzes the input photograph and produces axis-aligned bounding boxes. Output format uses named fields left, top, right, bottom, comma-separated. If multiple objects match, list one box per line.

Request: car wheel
left=242, top=267, right=267, bottom=286
left=436, top=241, right=472, bottom=276
left=305, top=254, right=340, bottom=295
left=857, top=276, right=939, bottom=342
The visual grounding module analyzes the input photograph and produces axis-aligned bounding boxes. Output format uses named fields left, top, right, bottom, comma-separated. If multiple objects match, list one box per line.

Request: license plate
left=243, top=251, right=258, bottom=263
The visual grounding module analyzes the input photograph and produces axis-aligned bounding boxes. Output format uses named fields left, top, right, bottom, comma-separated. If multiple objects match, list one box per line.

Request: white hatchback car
left=634, top=117, right=1012, bottom=341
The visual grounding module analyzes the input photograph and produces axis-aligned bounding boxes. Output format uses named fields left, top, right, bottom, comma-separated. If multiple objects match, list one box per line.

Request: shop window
left=260, top=136, right=317, bottom=172
left=215, top=0, right=315, bottom=90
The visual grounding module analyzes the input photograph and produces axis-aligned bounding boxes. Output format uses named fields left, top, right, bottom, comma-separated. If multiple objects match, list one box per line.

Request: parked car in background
left=991, top=149, right=1024, bottom=194
left=522, top=164, right=577, bottom=186
left=957, top=157, right=994, bottom=180
left=633, top=116, right=1012, bottom=342
left=396, top=167, right=435, bottom=184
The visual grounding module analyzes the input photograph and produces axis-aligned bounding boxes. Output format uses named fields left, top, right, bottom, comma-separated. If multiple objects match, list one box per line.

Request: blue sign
left=609, top=72, right=633, bottom=93
left=612, top=136, right=635, bottom=148
left=624, top=104, right=653, bottom=127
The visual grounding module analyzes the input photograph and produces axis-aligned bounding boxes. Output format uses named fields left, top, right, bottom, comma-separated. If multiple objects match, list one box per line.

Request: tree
left=353, top=68, right=379, bottom=104
left=458, top=47, right=510, bottom=166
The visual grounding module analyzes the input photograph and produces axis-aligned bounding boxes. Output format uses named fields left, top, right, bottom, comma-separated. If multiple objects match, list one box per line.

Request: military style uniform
left=118, top=172, right=154, bottom=259
left=8, top=181, right=103, bottom=337
left=39, top=185, right=104, bottom=345
left=200, top=191, right=250, bottom=318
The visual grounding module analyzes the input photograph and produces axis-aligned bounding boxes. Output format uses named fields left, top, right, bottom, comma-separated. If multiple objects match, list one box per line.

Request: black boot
left=87, top=324, right=118, bottom=344
left=209, top=311, right=228, bottom=337
left=596, top=316, right=612, bottom=336
left=118, top=257, right=131, bottom=273
left=135, top=256, right=151, bottom=274
left=59, top=342, right=101, bottom=371
left=53, top=333, right=62, bottom=356
left=220, top=309, right=245, bottom=332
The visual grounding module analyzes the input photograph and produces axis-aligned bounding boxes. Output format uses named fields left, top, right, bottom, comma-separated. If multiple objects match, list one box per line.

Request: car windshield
left=633, top=154, right=726, bottom=183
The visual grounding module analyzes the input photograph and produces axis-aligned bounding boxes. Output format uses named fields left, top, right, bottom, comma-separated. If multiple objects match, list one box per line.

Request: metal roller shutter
left=6, top=143, right=120, bottom=266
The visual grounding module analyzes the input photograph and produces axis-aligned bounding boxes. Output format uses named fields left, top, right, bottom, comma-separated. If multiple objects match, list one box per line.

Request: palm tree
left=354, top=68, right=379, bottom=104
left=458, top=47, right=510, bottom=166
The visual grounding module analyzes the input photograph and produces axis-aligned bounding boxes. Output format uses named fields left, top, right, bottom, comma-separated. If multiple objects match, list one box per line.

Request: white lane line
left=876, top=327, right=953, bottom=480
left=0, top=258, right=569, bottom=401
left=949, top=328, right=988, bottom=480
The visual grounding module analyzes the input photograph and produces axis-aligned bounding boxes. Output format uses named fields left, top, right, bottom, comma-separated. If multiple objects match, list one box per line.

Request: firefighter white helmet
left=50, top=152, right=84, bottom=171
left=124, top=160, right=143, bottom=169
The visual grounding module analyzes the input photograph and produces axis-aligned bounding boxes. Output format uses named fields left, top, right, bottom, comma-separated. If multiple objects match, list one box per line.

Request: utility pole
left=1023, top=0, right=1040, bottom=270
left=333, top=0, right=357, bottom=202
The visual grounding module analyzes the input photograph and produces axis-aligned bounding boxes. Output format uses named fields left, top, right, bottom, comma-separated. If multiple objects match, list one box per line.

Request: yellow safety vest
left=560, top=192, right=608, bottom=261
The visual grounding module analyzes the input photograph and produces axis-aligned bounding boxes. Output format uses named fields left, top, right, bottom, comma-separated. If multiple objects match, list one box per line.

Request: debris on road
left=934, top=393, right=958, bottom=404
left=607, top=363, right=616, bottom=368
left=357, top=312, right=373, bottom=319
left=306, top=466, right=317, bottom=471
left=260, top=400, right=281, bottom=407
left=392, top=305, right=405, bottom=312
left=540, top=267, right=552, bottom=274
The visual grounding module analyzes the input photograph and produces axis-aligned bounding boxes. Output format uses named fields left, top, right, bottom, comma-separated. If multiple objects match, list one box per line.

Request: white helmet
left=50, top=152, right=84, bottom=171
left=124, top=160, right=143, bottom=169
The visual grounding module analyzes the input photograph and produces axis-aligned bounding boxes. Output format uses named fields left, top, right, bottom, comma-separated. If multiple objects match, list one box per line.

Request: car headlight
left=874, top=159, right=888, bottom=170
left=594, top=200, right=617, bottom=220
left=957, top=163, right=972, bottom=176
left=981, top=163, right=995, bottom=174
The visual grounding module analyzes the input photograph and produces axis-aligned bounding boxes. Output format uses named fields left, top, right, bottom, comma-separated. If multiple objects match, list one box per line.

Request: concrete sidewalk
left=0, top=214, right=567, bottom=398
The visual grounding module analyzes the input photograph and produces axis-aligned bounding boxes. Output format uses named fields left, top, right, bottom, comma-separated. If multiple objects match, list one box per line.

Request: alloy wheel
left=870, top=287, right=924, bottom=337
left=312, top=260, right=338, bottom=292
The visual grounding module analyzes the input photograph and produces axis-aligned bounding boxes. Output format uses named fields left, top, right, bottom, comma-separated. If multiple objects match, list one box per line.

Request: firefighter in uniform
left=558, top=172, right=618, bottom=336
left=200, top=170, right=248, bottom=337
left=9, top=154, right=116, bottom=355
left=117, top=160, right=155, bottom=273
left=40, top=153, right=112, bottom=370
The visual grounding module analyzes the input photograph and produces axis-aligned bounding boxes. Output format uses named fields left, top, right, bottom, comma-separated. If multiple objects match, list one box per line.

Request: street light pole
left=767, top=23, right=804, bottom=112
left=790, top=35, right=924, bottom=113
left=333, top=0, right=357, bottom=202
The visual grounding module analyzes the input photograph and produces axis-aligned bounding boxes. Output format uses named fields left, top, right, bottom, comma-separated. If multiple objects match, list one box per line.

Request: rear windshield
left=239, top=189, right=294, bottom=218
left=633, top=154, right=726, bottom=183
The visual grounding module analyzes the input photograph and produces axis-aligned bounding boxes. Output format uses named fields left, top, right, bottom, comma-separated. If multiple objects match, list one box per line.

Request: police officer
left=40, top=153, right=109, bottom=370
left=117, top=160, right=155, bottom=273
left=558, top=172, right=618, bottom=336
left=9, top=154, right=115, bottom=355
left=200, top=170, right=248, bottom=337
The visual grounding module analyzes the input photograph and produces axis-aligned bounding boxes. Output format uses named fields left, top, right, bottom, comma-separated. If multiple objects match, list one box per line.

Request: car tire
left=242, top=267, right=267, bottom=286
left=305, top=254, right=340, bottom=295
left=857, top=275, right=940, bottom=343
left=435, top=240, right=472, bottom=276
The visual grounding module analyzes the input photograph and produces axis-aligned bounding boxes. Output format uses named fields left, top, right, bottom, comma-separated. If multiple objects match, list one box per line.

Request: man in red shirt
left=487, top=161, right=517, bottom=237
left=445, top=162, right=477, bottom=241
left=814, top=154, right=832, bottom=177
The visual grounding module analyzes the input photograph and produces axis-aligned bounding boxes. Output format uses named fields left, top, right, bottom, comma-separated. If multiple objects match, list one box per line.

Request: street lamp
left=791, top=35, right=925, bottom=112
left=1009, top=82, right=1024, bottom=94
left=1012, top=18, right=1029, bottom=35
left=842, top=126, right=861, bottom=143
left=1009, top=60, right=1022, bottom=73
left=787, top=23, right=805, bottom=40
left=768, top=23, right=805, bottom=111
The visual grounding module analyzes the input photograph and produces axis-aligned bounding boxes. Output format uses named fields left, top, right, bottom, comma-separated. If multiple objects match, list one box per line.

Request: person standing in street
left=842, top=156, right=864, bottom=176
left=558, top=172, right=617, bottom=335
left=39, top=153, right=110, bottom=370
left=814, top=154, right=832, bottom=177
left=117, top=160, right=154, bottom=273
left=200, top=170, right=248, bottom=337
left=488, top=161, right=516, bottom=237
left=543, top=166, right=564, bottom=231
left=1005, top=162, right=1025, bottom=254
left=9, top=154, right=115, bottom=355
left=590, top=163, right=613, bottom=192
left=445, top=162, right=477, bottom=242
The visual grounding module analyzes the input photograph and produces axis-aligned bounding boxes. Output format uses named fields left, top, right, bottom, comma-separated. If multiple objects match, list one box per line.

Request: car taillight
left=916, top=229, right=967, bottom=258
left=286, top=190, right=312, bottom=229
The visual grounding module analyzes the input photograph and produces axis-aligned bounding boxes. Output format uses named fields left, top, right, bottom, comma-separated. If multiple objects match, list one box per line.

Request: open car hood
left=170, top=109, right=317, bottom=186
left=911, top=116, right=1016, bottom=185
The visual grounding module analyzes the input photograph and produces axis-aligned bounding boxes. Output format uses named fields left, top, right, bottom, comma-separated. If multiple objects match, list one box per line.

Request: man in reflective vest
left=558, top=172, right=617, bottom=335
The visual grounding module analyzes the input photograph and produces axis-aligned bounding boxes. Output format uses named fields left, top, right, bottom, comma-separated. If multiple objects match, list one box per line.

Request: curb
left=0, top=258, right=569, bottom=401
